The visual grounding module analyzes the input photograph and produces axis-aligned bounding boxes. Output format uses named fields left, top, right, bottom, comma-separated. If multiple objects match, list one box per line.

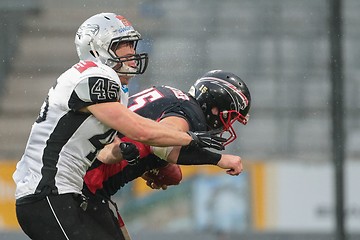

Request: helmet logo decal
left=76, top=24, right=99, bottom=40
left=199, top=85, right=208, bottom=93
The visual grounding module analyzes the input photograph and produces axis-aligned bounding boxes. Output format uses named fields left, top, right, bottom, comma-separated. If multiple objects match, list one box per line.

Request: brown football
left=142, top=163, right=182, bottom=186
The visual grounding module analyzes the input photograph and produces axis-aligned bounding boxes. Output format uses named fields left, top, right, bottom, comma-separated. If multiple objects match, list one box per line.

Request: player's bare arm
left=87, top=102, right=192, bottom=146
left=150, top=115, right=243, bottom=175
left=96, top=135, right=123, bottom=164
left=87, top=102, right=224, bottom=150
left=216, top=154, right=243, bottom=176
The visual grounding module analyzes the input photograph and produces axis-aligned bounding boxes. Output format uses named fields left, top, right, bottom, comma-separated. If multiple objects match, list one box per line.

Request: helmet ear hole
left=211, top=107, right=219, bottom=115
left=89, top=50, right=98, bottom=58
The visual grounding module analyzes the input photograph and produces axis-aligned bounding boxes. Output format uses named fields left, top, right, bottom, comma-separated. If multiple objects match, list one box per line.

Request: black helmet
left=189, top=70, right=251, bottom=145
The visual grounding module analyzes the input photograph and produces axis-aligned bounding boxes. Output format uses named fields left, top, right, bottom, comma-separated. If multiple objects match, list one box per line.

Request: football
left=142, top=163, right=182, bottom=186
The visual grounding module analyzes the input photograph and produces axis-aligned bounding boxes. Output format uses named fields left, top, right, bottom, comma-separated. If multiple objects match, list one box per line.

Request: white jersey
left=13, top=60, right=129, bottom=200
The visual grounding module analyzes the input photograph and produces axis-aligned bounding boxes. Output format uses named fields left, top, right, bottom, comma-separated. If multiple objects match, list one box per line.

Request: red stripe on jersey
left=73, top=61, right=97, bottom=73
left=84, top=160, right=128, bottom=194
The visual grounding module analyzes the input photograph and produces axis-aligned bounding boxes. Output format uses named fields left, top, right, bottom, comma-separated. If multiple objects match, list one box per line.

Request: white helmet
left=75, top=13, right=148, bottom=75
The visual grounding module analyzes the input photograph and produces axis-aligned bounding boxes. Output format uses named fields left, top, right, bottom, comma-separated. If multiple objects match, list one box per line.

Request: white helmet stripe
left=196, top=77, right=249, bottom=110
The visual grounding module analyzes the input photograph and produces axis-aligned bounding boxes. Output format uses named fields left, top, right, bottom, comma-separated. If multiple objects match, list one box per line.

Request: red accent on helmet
left=116, top=15, right=132, bottom=26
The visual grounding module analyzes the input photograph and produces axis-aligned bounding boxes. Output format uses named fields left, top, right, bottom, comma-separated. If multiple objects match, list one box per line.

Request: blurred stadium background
left=1, top=0, right=360, bottom=239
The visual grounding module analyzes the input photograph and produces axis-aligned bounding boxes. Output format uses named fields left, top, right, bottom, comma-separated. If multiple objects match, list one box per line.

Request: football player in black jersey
left=83, top=70, right=252, bottom=240
left=13, top=13, right=225, bottom=240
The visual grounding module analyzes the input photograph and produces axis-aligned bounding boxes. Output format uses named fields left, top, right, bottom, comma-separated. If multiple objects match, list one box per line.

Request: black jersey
left=84, top=85, right=207, bottom=198
left=128, top=85, right=207, bottom=131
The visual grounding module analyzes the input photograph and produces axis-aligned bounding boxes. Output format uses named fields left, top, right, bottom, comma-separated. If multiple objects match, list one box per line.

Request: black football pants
left=16, top=193, right=123, bottom=240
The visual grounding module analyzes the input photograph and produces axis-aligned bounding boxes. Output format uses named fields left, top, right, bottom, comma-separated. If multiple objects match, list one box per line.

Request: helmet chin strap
left=117, top=64, right=138, bottom=76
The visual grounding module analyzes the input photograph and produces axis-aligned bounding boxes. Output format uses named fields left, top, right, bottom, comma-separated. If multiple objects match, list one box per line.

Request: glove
left=187, top=130, right=226, bottom=151
left=119, top=142, right=140, bottom=166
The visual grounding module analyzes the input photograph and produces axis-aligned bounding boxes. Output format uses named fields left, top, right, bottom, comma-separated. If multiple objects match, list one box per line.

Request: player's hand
left=144, top=179, right=168, bottom=190
left=187, top=130, right=226, bottom=151
left=217, top=154, right=243, bottom=176
left=119, top=142, right=140, bottom=166
left=142, top=163, right=182, bottom=190
left=142, top=171, right=168, bottom=190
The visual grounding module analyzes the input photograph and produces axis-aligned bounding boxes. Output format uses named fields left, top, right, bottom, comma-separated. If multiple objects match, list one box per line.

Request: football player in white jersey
left=13, top=13, right=224, bottom=240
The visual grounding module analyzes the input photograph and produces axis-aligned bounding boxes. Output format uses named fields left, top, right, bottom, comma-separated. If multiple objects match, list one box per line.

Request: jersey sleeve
left=68, top=76, right=120, bottom=111
left=160, top=100, right=208, bottom=131
left=160, top=104, right=189, bottom=122
left=84, top=155, right=167, bottom=197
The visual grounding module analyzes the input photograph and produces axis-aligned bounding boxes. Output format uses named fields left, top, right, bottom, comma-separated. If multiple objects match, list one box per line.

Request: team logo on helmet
left=76, top=24, right=99, bottom=40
